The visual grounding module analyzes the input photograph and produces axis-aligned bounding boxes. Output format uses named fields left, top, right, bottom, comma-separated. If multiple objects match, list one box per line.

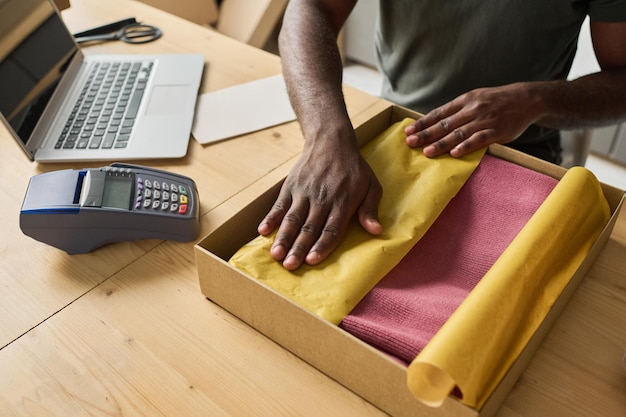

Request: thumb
left=357, top=186, right=383, bottom=236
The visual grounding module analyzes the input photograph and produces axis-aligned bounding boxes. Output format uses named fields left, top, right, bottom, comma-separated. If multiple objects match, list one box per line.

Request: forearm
left=532, top=68, right=626, bottom=130
left=278, top=1, right=357, bottom=148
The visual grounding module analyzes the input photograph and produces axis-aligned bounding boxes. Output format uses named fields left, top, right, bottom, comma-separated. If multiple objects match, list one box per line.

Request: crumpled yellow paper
left=406, top=165, right=611, bottom=409
left=229, top=118, right=485, bottom=324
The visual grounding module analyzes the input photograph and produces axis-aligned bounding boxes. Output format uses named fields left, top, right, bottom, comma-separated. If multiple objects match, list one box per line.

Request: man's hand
left=258, top=142, right=383, bottom=271
left=405, top=83, right=542, bottom=157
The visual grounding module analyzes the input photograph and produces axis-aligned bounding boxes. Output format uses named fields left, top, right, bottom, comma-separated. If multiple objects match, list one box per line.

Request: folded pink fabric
left=339, top=154, right=559, bottom=364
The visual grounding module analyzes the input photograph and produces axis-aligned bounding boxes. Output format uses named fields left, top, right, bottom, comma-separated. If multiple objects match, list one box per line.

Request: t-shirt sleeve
left=588, top=0, right=626, bottom=21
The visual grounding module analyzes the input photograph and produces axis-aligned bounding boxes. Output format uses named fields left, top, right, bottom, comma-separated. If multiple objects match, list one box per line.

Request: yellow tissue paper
left=406, top=166, right=611, bottom=409
left=229, top=118, right=485, bottom=324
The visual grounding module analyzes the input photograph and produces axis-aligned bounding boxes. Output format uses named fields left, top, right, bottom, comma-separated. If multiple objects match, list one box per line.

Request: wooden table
left=1, top=1, right=625, bottom=416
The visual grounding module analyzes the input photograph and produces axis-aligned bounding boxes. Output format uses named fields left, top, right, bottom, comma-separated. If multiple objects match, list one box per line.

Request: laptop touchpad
left=146, top=85, right=193, bottom=115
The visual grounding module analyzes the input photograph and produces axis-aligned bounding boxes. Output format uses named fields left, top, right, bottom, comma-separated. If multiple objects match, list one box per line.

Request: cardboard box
left=136, top=0, right=218, bottom=25
left=195, top=105, right=625, bottom=417
left=53, top=0, right=70, bottom=10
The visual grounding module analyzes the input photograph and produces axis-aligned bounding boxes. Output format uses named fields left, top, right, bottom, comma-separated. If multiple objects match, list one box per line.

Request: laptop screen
left=0, top=0, right=78, bottom=146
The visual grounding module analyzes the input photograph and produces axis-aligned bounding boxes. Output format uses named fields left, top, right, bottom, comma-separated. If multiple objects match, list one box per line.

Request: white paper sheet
left=191, top=75, right=296, bottom=144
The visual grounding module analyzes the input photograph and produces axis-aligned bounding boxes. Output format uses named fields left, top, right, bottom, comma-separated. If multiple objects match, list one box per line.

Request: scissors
left=73, top=17, right=162, bottom=44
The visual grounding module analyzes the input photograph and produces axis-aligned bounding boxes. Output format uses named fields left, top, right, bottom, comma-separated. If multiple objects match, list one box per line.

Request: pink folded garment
left=339, top=154, right=559, bottom=364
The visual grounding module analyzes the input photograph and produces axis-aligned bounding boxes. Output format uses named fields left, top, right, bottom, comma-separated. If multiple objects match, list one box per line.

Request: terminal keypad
left=135, top=176, right=190, bottom=215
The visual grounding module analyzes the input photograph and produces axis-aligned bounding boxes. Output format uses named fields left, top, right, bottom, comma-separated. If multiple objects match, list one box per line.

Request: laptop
left=0, top=0, right=204, bottom=162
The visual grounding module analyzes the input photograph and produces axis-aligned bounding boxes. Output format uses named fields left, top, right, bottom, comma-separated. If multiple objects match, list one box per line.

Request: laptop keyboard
left=55, top=61, right=153, bottom=150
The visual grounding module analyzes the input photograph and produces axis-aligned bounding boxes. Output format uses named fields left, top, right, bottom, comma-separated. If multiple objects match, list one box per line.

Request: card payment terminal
left=20, top=163, right=200, bottom=254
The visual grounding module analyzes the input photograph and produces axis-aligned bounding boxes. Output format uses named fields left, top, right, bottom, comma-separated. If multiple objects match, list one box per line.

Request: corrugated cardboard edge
left=195, top=104, right=625, bottom=417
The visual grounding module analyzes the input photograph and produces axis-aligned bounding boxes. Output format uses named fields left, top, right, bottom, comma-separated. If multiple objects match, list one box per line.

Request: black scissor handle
left=73, top=19, right=162, bottom=45
left=72, top=17, right=137, bottom=38
left=119, top=24, right=163, bottom=44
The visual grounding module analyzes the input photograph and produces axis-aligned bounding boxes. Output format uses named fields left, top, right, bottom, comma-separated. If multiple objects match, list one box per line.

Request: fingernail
left=283, top=254, right=299, bottom=270
left=368, top=219, right=383, bottom=235
left=270, top=245, right=286, bottom=260
left=306, top=251, right=321, bottom=265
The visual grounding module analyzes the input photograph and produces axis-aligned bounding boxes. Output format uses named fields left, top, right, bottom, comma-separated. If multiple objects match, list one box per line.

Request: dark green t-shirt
left=375, top=0, right=626, bottom=145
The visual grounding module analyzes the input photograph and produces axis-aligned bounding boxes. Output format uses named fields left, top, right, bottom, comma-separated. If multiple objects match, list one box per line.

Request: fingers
left=259, top=187, right=382, bottom=271
left=272, top=203, right=346, bottom=271
left=276, top=203, right=325, bottom=270
left=404, top=105, right=461, bottom=148
left=405, top=109, right=496, bottom=158
left=447, top=129, right=493, bottom=157
left=258, top=190, right=291, bottom=236
left=426, top=127, right=494, bottom=158
left=405, top=85, right=537, bottom=158
left=269, top=200, right=313, bottom=268
left=302, top=211, right=344, bottom=268
left=405, top=103, right=467, bottom=151
left=258, top=186, right=336, bottom=270
left=357, top=179, right=383, bottom=236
